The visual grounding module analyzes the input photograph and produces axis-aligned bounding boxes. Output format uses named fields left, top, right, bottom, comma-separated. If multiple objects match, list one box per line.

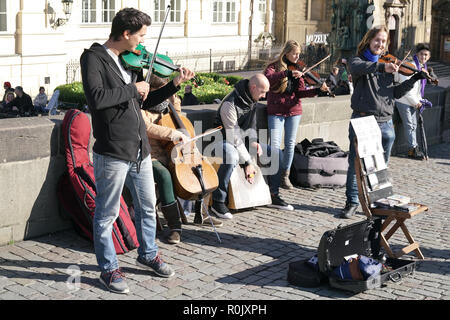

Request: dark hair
left=109, top=8, right=152, bottom=41
left=416, top=43, right=431, bottom=53
left=39, top=86, right=45, bottom=91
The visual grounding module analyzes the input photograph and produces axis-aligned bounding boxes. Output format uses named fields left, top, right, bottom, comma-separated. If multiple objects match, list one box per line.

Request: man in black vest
left=210, top=74, right=293, bottom=219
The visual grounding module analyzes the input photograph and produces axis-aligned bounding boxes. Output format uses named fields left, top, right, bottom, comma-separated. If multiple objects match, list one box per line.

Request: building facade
left=0, top=0, right=274, bottom=97
left=273, top=0, right=433, bottom=57
left=430, top=0, right=450, bottom=62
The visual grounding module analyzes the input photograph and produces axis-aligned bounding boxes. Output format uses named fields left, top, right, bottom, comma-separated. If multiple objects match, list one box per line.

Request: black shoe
left=340, top=203, right=358, bottom=219
left=268, top=194, right=294, bottom=211
left=210, top=201, right=233, bottom=219
left=407, top=147, right=425, bottom=160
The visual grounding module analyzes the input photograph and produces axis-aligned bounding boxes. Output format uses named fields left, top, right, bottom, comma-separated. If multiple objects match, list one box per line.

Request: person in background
left=340, top=26, right=429, bottom=219
left=33, top=87, right=48, bottom=113
left=2, top=82, right=14, bottom=104
left=181, top=85, right=199, bottom=106
left=395, top=43, right=438, bottom=160
left=4, top=86, right=33, bottom=116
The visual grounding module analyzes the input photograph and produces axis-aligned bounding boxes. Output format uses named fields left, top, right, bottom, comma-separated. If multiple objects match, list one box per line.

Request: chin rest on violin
left=120, top=43, right=180, bottom=78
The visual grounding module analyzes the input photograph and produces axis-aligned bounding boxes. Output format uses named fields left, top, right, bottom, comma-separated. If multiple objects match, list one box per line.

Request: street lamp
left=53, top=0, right=73, bottom=28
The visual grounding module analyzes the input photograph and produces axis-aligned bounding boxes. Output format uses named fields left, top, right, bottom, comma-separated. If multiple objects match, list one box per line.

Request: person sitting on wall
left=3, top=86, right=34, bottom=117
left=2, top=82, right=14, bottom=104
left=33, top=86, right=48, bottom=114
left=181, top=85, right=199, bottom=106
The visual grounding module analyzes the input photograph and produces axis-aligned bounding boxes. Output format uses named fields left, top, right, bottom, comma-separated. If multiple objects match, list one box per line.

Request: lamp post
left=55, top=0, right=73, bottom=28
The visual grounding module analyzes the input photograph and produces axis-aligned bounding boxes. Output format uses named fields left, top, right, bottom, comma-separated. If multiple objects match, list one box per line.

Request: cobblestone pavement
left=0, top=136, right=449, bottom=302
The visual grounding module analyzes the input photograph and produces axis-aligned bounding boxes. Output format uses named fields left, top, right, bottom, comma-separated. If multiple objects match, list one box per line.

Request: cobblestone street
left=0, top=135, right=449, bottom=303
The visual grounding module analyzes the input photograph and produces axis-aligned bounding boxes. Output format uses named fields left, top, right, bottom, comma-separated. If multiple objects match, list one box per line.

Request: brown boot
left=280, top=170, right=294, bottom=189
left=167, top=230, right=181, bottom=244
left=161, top=202, right=182, bottom=244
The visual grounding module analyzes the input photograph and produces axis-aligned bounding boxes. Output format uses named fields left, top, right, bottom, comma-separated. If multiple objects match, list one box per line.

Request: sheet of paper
left=350, top=116, right=384, bottom=158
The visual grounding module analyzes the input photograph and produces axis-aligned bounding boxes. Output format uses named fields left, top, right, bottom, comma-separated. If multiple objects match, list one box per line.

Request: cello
left=158, top=102, right=219, bottom=201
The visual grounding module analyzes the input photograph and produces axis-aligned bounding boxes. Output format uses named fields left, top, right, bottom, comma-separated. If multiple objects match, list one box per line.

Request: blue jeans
left=211, top=141, right=282, bottom=203
left=268, top=114, right=302, bottom=171
left=396, top=102, right=418, bottom=149
left=345, top=114, right=396, bottom=205
left=93, top=152, right=158, bottom=273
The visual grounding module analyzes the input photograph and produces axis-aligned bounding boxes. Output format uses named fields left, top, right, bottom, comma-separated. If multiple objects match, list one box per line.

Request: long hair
left=265, top=40, right=301, bottom=94
left=356, top=25, right=390, bottom=56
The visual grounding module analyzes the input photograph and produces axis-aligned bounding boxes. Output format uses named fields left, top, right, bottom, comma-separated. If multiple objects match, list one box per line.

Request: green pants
left=152, top=160, right=176, bottom=206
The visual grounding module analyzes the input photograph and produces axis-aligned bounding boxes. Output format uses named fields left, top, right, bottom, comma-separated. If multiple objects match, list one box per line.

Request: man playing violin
left=395, top=43, right=438, bottom=160
left=340, top=26, right=429, bottom=219
left=80, top=7, right=194, bottom=294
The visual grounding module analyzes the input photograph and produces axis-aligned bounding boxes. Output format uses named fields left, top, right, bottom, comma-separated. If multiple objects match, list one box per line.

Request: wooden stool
left=354, top=140, right=426, bottom=260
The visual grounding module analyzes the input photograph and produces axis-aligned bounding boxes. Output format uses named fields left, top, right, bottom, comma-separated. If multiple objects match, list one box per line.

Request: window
left=154, top=0, right=181, bottom=23
left=213, top=0, right=235, bottom=23
left=82, top=0, right=97, bottom=23
left=102, top=0, right=115, bottom=23
left=419, top=0, right=424, bottom=21
left=310, top=0, right=323, bottom=21
left=82, top=0, right=117, bottom=24
left=0, top=0, right=6, bottom=32
left=258, top=0, right=266, bottom=23
left=213, top=1, right=223, bottom=23
left=213, top=61, right=224, bottom=72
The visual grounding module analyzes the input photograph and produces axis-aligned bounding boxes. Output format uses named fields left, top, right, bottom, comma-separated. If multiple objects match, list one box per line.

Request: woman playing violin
left=395, top=43, right=438, bottom=160
left=264, top=40, right=329, bottom=189
left=340, top=26, right=429, bottom=219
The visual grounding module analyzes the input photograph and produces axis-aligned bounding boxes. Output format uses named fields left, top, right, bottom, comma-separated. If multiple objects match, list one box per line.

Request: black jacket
left=349, top=55, right=424, bottom=122
left=5, top=93, right=33, bottom=115
left=80, top=43, right=179, bottom=163
left=215, top=79, right=258, bottom=145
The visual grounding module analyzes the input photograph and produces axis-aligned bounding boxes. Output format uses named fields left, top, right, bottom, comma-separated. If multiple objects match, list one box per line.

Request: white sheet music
left=350, top=116, right=384, bottom=158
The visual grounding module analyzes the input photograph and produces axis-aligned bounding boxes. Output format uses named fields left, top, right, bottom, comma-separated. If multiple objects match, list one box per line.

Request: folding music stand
left=351, top=116, right=427, bottom=260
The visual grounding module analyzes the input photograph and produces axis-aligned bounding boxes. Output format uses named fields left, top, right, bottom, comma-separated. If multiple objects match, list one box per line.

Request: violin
left=158, top=102, right=219, bottom=200
left=120, top=44, right=180, bottom=78
left=288, top=60, right=335, bottom=98
left=379, top=53, right=439, bottom=85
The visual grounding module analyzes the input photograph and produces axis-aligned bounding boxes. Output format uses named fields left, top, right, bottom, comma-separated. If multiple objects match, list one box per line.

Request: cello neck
left=168, top=102, right=187, bottom=131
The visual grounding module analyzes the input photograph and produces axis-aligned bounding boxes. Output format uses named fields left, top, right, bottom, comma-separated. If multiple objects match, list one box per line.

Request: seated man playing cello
left=141, top=74, right=223, bottom=244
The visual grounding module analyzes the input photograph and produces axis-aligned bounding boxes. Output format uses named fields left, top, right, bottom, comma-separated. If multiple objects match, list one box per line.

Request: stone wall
left=0, top=87, right=447, bottom=246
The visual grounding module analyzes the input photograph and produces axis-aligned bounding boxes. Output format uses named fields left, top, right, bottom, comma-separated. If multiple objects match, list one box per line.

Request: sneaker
left=136, top=254, right=175, bottom=278
left=210, top=201, right=233, bottom=219
left=407, top=147, right=425, bottom=160
left=194, top=215, right=224, bottom=227
left=99, top=269, right=129, bottom=294
left=167, top=230, right=181, bottom=245
left=268, top=194, right=294, bottom=211
left=339, top=202, right=358, bottom=219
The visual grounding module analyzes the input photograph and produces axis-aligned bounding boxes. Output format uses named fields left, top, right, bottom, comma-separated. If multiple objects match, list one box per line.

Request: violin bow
left=302, top=54, right=331, bottom=74
left=397, top=49, right=411, bottom=67
left=143, top=5, right=171, bottom=90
